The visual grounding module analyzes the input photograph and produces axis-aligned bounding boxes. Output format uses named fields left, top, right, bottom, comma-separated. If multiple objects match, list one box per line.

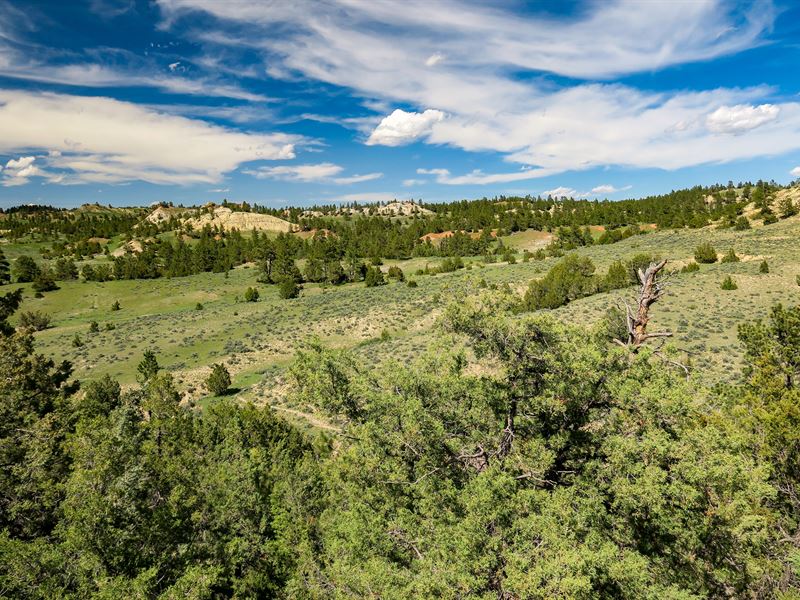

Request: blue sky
left=1, top=0, right=799, bottom=208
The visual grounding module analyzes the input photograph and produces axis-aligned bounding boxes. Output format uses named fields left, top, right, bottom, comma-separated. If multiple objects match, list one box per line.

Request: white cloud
left=425, top=52, right=446, bottom=67
left=0, top=90, right=299, bottom=185
left=244, top=162, right=382, bottom=184
left=706, top=103, right=780, bottom=134
left=5, top=156, right=36, bottom=170
left=543, top=186, right=577, bottom=198
left=417, top=168, right=450, bottom=177
left=246, top=162, right=343, bottom=181
left=333, top=172, right=383, bottom=184
left=402, top=178, right=426, bottom=187
left=791, top=166, right=800, bottom=177
left=2, top=156, right=45, bottom=187
left=591, top=184, right=632, bottom=194
left=157, top=0, right=800, bottom=178
left=208, top=187, right=230, bottom=193
left=416, top=166, right=554, bottom=185
left=366, top=109, right=445, bottom=146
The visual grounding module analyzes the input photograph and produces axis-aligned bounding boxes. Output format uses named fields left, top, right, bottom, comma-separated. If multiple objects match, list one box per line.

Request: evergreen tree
left=205, top=363, right=231, bottom=396
left=0, top=248, right=10, bottom=284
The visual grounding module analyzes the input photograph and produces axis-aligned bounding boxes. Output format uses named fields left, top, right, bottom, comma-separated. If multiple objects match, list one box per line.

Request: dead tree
left=616, top=259, right=672, bottom=351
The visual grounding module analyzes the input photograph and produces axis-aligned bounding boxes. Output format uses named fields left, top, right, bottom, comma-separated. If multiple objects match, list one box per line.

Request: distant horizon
left=1, top=1, right=799, bottom=209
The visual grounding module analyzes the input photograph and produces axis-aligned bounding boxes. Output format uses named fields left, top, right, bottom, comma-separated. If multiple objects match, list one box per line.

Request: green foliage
left=71, top=333, right=83, bottom=347
left=205, top=363, right=232, bottom=396
left=387, top=265, right=405, bottom=281
left=53, top=257, right=78, bottom=281
left=137, top=349, right=160, bottom=383
left=13, top=255, right=40, bottom=283
left=288, top=293, right=780, bottom=597
left=694, top=242, right=718, bottom=263
left=0, top=248, right=11, bottom=285
left=407, top=279, right=418, bottom=288
left=681, top=261, right=700, bottom=273
left=110, top=300, right=121, bottom=311
left=88, top=320, right=99, bottom=333
left=779, top=196, right=798, bottom=219
left=32, top=270, right=58, bottom=293
left=721, top=275, right=738, bottom=290
left=364, top=266, right=386, bottom=287
left=602, top=259, right=630, bottom=291
left=721, top=247, right=740, bottom=263
left=524, top=254, right=598, bottom=310
left=244, top=286, right=260, bottom=302
left=278, top=278, right=301, bottom=299
left=0, top=288, right=23, bottom=335
left=195, top=302, right=203, bottom=310
left=734, top=215, right=751, bottom=230
left=760, top=260, right=770, bottom=273
left=18, top=310, right=51, bottom=331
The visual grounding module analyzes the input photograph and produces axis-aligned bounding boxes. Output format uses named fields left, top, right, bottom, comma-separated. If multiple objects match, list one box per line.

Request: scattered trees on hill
left=244, top=287, right=259, bottom=302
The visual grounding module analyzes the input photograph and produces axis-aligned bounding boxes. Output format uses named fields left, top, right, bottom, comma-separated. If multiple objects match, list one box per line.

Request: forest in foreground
left=1, top=183, right=799, bottom=598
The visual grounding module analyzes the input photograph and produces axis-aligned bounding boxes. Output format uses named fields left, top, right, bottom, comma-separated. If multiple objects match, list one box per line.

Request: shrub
left=365, top=266, right=386, bottom=287
left=603, top=260, right=630, bottom=291
left=721, top=276, right=738, bottom=290
left=278, top=278, right=300, bottom=299
left=387, top=266, right=405, bottom=281
left=759, top=260, right=769, bottom=274
left=18, top=311, right=51, bottom=331
left=205, top=363, right=231, bottom=396
left=111, top=300, right=121, bottom=311
left=626, top=253, right=658, bottom=283
left=88, top=321, right=100, bottom=333
left=733, top=216, right=751, bottom=231
left=524, top=254, right=598, bottom=311
left=105, top=323, right=115, bottom=331
left=195, top=302, right=204, bottom=310
left=694, top=243, right=718, bottom=264
left=244, top=287, right=259, bottom=302
left=72, top=333, right=83, bottom=347
left=681, top=262, right=700, bottom=273
left=407, top=280, right=418, bottom=288
left=32, top=271, right=58, bottom=293
left=720, top=248, right=740, bottom=263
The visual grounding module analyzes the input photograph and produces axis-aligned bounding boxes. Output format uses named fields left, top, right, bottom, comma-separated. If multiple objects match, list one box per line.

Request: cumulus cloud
left=706, top=103, right=780, bottom=134
left=543, top=186, right=577, bottom=198
left=366, top=109, right=445, bottom=146
left=244, top=162, right=382, bottom=184
left=0, top=90, right=300, bottom=185
left=791, top=166, right=800, bottom=177
left=2, top=156, right=44, bottom=187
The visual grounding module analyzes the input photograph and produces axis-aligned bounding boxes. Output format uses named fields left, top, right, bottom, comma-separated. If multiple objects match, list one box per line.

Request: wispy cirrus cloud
left=244, top=162, right=382, bottom=184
